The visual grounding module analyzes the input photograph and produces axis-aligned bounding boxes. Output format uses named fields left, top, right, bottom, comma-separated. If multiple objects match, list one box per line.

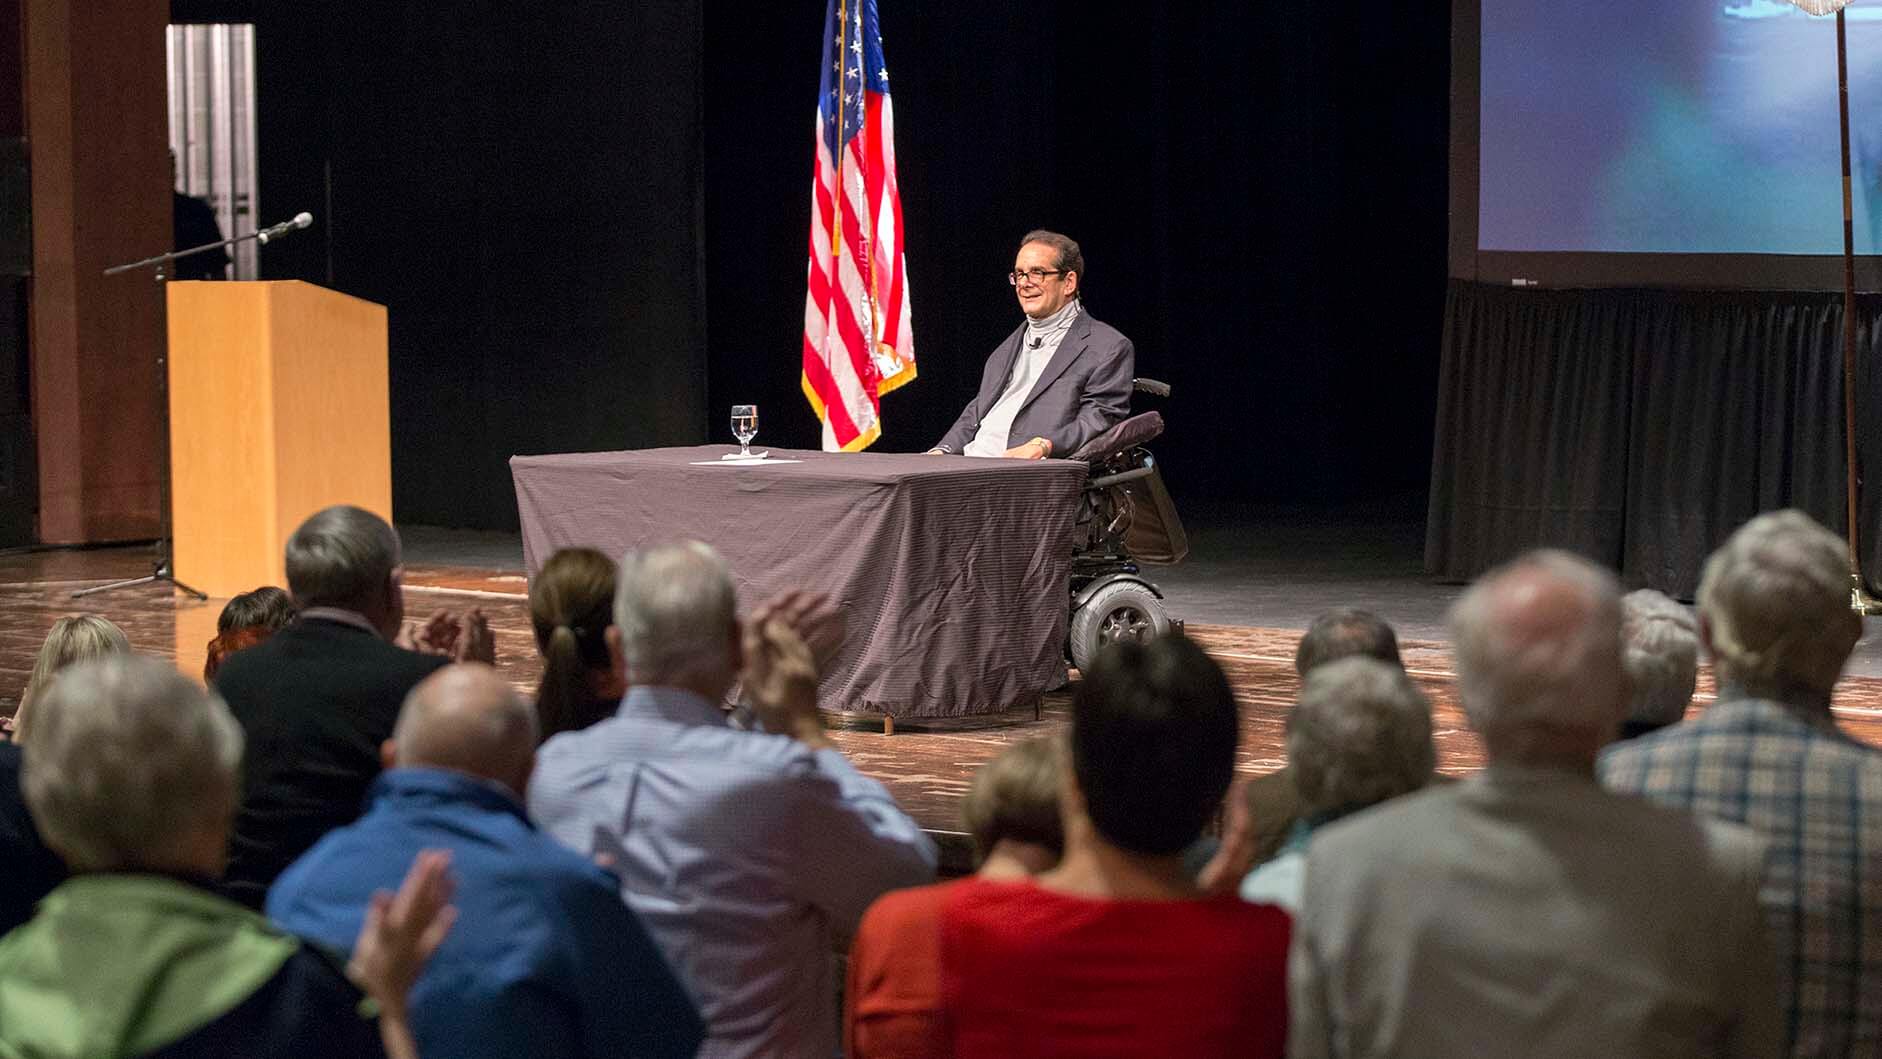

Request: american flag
left=802, top=0, right=914, bottom=452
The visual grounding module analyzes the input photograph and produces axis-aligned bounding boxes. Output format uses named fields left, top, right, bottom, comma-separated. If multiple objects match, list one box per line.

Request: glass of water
left=730, top=404, right=759, bottom=458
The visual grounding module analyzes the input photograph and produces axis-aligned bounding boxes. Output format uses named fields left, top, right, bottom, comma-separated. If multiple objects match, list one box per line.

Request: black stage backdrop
left=1428, top=280, right=1882, bottom=596
left=171, top=3, right=1449, bottom=530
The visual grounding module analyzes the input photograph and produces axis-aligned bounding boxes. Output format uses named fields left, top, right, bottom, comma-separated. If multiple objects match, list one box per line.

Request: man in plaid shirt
left=1600, top=510, right=1882, bottom=1058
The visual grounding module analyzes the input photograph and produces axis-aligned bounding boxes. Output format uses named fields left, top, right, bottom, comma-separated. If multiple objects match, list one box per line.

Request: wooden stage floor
left=5, top=541, right=1880, bottom=869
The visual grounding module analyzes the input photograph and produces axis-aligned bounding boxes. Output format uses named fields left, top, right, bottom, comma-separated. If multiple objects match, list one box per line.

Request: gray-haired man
left=1602, top=511, right=1882, bottom=1057
left=529, top=541, right=935, bottom=1059
left=1291, top=550, right=1778, bottom=1058
left=216, top=505, right=486, bottom=908
left=1617, top=588, right=1698, bottom=740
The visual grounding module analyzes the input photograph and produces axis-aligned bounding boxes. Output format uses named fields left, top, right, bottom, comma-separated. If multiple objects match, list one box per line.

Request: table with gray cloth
left=510, top=446, right=1086, bottom=720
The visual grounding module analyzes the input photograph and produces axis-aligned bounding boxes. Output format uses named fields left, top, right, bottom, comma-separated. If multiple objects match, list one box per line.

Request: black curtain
left=1428, top=280, right=1882, bottom=595
left=215, top=0, right=710, bottom=531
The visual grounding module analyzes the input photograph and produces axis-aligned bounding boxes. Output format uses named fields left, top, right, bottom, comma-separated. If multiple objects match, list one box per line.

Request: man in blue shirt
left=270, top=663, right=701, bottom=1059
left=529, top=541, right=937, bottom=1058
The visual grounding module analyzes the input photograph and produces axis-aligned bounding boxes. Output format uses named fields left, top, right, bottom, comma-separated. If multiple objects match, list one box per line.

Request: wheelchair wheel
left=1070, top=580, right=1170, bottom=673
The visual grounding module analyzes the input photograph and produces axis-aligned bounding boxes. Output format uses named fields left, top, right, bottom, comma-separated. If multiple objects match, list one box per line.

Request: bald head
left=1449, top=550, right=1625, bottom=767
left=392, top=664, right=538, bottom=796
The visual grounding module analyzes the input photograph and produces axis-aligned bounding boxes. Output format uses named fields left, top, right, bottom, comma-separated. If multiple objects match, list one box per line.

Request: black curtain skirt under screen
left=1426, top=279, right=1882, bottom=597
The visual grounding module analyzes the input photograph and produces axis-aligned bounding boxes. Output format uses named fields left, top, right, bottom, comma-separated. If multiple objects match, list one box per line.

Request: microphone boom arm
left=104, top=212, right=314, bottom=277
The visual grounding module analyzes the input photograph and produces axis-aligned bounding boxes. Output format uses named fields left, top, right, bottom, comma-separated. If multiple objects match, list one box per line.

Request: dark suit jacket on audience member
left=935, top=310, right=1135, bottom=457
left=214, top=617, right=447, bottom=908
left=0, top=742, right=66, bottom=934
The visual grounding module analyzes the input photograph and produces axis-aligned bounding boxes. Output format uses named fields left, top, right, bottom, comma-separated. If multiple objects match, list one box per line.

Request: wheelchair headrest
left=1070, top=410, right=1165, bottom=462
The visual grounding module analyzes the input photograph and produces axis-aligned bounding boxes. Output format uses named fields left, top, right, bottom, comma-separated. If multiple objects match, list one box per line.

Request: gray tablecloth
left=510, top=446, right=1086, bottom=719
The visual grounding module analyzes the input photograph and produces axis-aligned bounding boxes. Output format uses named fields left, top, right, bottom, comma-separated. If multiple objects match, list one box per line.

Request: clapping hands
left=742, top=590, right=843, bottom=748
left=750, top=589, right=845, bottom=671
left=397, top=608, right=495, bottom=664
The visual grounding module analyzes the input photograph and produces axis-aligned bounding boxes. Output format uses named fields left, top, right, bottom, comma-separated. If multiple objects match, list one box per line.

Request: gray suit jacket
left=935, top=308, right=1135, bottom=456
left=1288, top=765, right=1778, bottom=1059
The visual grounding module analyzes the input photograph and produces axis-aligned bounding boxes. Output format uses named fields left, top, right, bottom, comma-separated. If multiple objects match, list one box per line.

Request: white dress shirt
left=964, top=300, right=1080, bottom=457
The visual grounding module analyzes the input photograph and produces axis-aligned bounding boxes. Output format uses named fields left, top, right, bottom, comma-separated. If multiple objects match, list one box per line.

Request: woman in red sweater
left=846, top=634, right=1291, bottom=1058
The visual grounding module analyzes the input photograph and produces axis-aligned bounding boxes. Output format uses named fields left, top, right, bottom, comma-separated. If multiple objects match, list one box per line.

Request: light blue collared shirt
left=527, top=685, right=937, bottom=1059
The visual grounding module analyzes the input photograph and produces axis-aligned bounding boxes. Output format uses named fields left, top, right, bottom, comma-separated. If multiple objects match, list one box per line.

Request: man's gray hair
left=1697, top=509, right=1860, bottom=697
left=284, top=505, right=401, bottom=609
left=1621, top=589, right=1699, bottom=728
left=22, top=654, right=244, bottom=872
left=1288, top=656, right=1434, bottom=817
left=613, top=541, right=738, bottom=686
left=1449, top=549, right=1625, bottom=735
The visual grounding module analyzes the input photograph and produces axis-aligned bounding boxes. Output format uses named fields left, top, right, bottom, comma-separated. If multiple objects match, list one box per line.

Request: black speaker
left=0, top=138, right=25, bottom=278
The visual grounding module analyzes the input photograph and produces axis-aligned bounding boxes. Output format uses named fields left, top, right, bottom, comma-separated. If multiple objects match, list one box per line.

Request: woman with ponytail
left=530, top=547, right=624, bottom=742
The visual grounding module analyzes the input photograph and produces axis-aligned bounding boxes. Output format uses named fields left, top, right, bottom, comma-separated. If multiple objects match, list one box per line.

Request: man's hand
left=1002, top=437, right=1052, bottom=460
left=750, top=590, right=846, bottom=672
left=347, top=849, right=457, bottom=1021
left=454, top=608, right=496, bottom=664
left=401, top=609, right=495, bottom=664
left=401, top=611, right=456, bottom=656
left=741, top=617, right=830, bottom=748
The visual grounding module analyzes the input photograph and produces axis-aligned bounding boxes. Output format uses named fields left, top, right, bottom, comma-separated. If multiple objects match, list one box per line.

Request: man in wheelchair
left=927, top=230, right=1135, bottom=460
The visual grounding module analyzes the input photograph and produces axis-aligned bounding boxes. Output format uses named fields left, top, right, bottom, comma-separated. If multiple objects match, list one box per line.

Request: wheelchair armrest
left=1069, top=410, right=1165, bottom=463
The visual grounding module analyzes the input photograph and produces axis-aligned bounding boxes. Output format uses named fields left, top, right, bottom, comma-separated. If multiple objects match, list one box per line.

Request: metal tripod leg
left=72, top=554, right=209, bottom=602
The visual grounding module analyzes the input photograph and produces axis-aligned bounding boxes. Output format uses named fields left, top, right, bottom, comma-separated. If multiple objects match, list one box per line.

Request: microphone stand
left=76, top=213, right=312, bottom=601
left=104, top=216, right=304, bottom=282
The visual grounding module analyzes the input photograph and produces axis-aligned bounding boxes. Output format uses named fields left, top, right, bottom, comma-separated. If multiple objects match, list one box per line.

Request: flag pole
left=1835, top=8, right=1882, bottom=613
left=856, top=5, right=881, bottom=370
left=831, top=0, right=849, bottom=260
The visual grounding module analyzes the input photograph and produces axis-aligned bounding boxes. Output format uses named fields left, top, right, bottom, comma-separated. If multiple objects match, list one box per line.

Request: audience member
left=0, top=732, right=64, bottom=936
left=218, top=584, right=299, bottom=634
left=1616, top=588, right=1699, bottom=739
left=0, top=654, right=454, bottom=1059
left=529, top=541, right=935, bottom=1058
left=528, top=547, right=623, bottom=741
left=1601, top=510, right=1882, bottom=1057
left=1292, top=607, right=1403, bottom=675
left=270, top=664, right=702, bottom=1059
left=1237, top=608, right=1404, bottom=869
left=8, top=614, right=130, bottom=742
left=961, top=736, right=1064, bottom=879
left=0, top=615, right=132, bottom=925
left=204, top=586, right=298, bottom=682
left=214, top=505, right=480, bottom=908
left=1290, top=551, right=1777, bottom=1057
left=1239, top=656, right=1432, bottom=912
left=846, top=634, right=1292, bottom=1059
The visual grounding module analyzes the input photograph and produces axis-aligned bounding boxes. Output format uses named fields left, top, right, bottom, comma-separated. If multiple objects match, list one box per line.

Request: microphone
left=1030, top=337, right=1042, bottom=349
left=256, top=212, right=314, bottom=245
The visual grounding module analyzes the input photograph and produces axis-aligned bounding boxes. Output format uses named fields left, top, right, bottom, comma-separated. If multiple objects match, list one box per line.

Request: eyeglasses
left=1007, top=268, right=1065, bottom=287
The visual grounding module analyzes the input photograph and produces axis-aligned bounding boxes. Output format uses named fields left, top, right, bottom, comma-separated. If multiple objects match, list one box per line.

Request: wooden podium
left=166, top=281, right=392, bottom=598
